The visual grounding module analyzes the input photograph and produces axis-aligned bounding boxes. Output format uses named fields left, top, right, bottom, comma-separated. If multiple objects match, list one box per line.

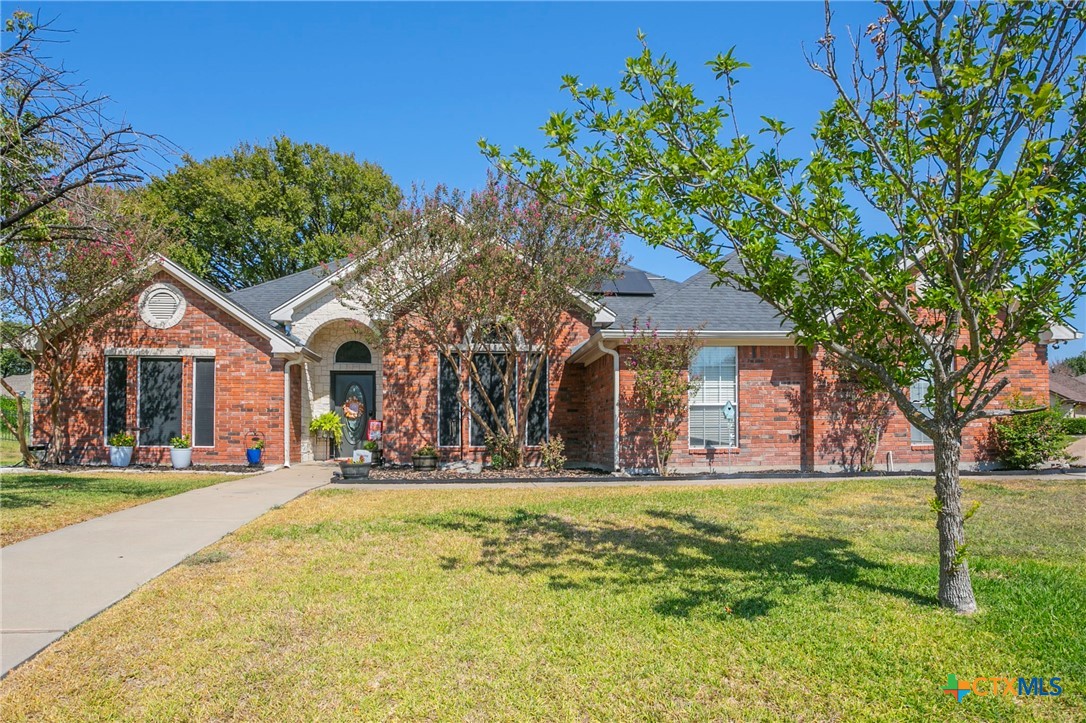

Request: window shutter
left=193, top=359, right=215, bottom=447
left=105, top=357, right=128, bottom=440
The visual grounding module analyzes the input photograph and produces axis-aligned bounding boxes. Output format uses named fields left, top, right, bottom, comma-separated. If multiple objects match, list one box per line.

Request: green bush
left=484, top=432, right=520, bottom=470
left=1063, top=417, right=1086, bottom=436
left=991, top=399, right=1071, bottom=469
left=108, top=431, right=136, bottom=447
left=540, top=435, right=566, bottom=472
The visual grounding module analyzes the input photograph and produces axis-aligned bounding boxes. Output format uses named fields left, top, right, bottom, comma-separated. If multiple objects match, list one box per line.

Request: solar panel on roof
left=596, top=268, right=656, bottom=296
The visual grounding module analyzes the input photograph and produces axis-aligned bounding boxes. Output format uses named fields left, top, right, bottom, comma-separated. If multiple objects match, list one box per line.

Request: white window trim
left=688, top=346, right=740, bottom=450
left=909, top=377, right=934, bottom=446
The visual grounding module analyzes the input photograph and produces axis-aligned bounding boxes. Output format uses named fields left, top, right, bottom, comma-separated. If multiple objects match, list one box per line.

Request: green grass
left=0, top=438, right=21, bottom=466
left=0, top=471, right=241, bottom=546
left=1, top=478, right=1083, bottom=721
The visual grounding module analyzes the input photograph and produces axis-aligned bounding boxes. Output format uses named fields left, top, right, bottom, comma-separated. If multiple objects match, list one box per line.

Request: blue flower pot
left=246, top=448, right=263, bottom=465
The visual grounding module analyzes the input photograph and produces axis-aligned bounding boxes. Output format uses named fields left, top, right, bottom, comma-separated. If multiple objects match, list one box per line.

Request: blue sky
left=16, top=1, right=1085, bottom=359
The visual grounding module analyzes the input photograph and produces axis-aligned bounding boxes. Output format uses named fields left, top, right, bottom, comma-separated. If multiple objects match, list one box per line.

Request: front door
left=330, top=372, right=376, bottom=458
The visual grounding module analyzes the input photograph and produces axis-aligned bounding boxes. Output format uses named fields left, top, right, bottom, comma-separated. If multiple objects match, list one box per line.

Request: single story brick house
left=32, top=253, right=1075, bottom=471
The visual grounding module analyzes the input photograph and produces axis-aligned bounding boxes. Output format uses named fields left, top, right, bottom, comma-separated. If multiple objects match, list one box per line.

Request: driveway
left=0, top=464, right=328, bottom=676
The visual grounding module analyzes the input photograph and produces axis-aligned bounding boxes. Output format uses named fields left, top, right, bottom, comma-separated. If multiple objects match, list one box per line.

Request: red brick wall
left=379, top=309, right=594, bottom=466
left=614, top=342, right=1049, bottom=472
left=582, top=354, right=616, bottom=470
left=617, top=344, right=807, bottom=472
left=810, top=342, right=1049, bottom=469
left=33, top=271, right=288, bottom=467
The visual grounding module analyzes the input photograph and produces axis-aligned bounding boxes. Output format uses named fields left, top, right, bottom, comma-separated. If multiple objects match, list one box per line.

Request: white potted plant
left=108, top=431, right=135, bottom=467
left=170, top=434, right=192, bottom=469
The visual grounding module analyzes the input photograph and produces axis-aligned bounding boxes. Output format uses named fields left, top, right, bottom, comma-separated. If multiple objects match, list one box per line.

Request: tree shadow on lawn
left=0, top=475, right=178, bottom=508
left=414, top=507, right=935, bottom=620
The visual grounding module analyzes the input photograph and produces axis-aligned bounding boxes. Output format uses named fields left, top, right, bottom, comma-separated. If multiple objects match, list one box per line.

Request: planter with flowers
left=412, top=444, right=438, bottom=472
left=246, top=435, right=264, bottom=466
left=170, top=434, right=192, bottom=469
left=363, top=439, right=382, bottom=467
left=108, top=431, right=136, bottom=467
left=338, top=457, right=371, bottom=481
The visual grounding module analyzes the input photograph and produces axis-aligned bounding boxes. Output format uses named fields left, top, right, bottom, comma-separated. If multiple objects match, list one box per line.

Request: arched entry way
left=299, top=320, right=382, bottom=460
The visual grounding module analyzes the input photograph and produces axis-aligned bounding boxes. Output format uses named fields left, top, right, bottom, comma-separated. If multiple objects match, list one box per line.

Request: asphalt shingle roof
left=225, top=256, right=791, bottom=336
left=604, top=256, right=792, bottom=332
left=227, top=261, right=345, bottom=321
left=1051, top=372, right=1086, bottom=404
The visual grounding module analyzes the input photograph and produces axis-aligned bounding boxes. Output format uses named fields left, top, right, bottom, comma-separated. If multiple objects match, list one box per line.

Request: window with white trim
left=910, top=377, right=933, bottom=444
left=689, top=347, right=738, bottom=448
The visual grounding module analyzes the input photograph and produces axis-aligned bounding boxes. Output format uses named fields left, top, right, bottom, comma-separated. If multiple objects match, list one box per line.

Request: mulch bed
left=366, top=466, right=601, bottom=481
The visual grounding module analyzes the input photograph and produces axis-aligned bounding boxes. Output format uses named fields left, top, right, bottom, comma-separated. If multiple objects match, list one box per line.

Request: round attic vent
left=139, top=283, right=186, bottom=329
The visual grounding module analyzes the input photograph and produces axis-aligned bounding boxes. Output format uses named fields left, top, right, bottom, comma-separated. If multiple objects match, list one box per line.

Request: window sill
left=688, top=447, right=740, bottom=455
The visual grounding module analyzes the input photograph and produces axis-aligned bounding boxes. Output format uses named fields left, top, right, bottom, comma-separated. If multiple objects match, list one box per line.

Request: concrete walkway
left=0, top=464, right=328, bottom=676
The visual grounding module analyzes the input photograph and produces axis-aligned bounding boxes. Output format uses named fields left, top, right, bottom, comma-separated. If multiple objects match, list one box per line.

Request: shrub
left=308, top=412, right=342, bottom=445
left=990, top=397, right=1072, bottom=469
left=170, top=434, right=191, bottom=449
left=484, top=432, right=520, bottom=470
left=415, top=444, right=436, bottom=457
left=540, top=435, right=566, bottom=472
left=108, top=431, right=135, bottom=447
left=1063, top=417, right=1086, bottom=436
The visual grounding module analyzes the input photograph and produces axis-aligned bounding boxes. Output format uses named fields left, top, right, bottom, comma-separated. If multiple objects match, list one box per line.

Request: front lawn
left=0, top=437, right=21, bottom=466
left=1, top=478, right=1083, bottom=720
left=0, top=471, right=242, bottom=546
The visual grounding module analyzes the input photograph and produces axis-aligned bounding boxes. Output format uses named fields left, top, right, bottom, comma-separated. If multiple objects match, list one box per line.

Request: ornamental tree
left=0, top=187, right=167, bottom=465
left=338, top=174, right=620, bottom=463
left=141, top=136, right=402, bottom=291
left=624, top=319, right=702, bottom=476
left=2, top=12, right=164, bottom=263
left=487, top=1, right=1086, bottom=612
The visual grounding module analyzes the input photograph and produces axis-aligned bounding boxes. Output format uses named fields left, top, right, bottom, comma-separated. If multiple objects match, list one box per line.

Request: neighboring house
left=0, top=373, right=33, bottom=400
left=1050, top=371, right=1086, bottom=418
left=31, top=254, right=1074, bottom=471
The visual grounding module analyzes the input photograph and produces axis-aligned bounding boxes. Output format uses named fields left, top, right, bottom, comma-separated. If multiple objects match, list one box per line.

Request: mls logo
left=942, top=674, right=971, bottom=702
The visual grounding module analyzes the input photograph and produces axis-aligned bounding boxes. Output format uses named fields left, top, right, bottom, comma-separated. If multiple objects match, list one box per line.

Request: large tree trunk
left=931, top=426, right=977, bottom=614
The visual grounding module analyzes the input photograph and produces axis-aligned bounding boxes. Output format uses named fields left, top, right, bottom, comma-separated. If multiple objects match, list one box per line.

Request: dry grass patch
left=0, top=471, right=240, bottom=545
left=1, top=478, right=1083, bottom=720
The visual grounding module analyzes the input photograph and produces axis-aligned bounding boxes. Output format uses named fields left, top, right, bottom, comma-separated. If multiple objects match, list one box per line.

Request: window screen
left=438, top=354, right=460, bottom=447
left=139, top=358, right=182, bottom=446
left=105, top=357, right=127, bottom=440
left=689, top=347, right=738, bottom=448
left=470, top=353, right=515, bottom=446
left=526, top=355, right=548, bottom=446
left=193, top=358, right=215, bottom=447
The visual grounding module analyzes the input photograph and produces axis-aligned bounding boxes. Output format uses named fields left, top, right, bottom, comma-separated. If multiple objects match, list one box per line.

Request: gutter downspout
left=284, top=357, right=301, bottom=467
left=597, top=338, right=620, bottom=473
